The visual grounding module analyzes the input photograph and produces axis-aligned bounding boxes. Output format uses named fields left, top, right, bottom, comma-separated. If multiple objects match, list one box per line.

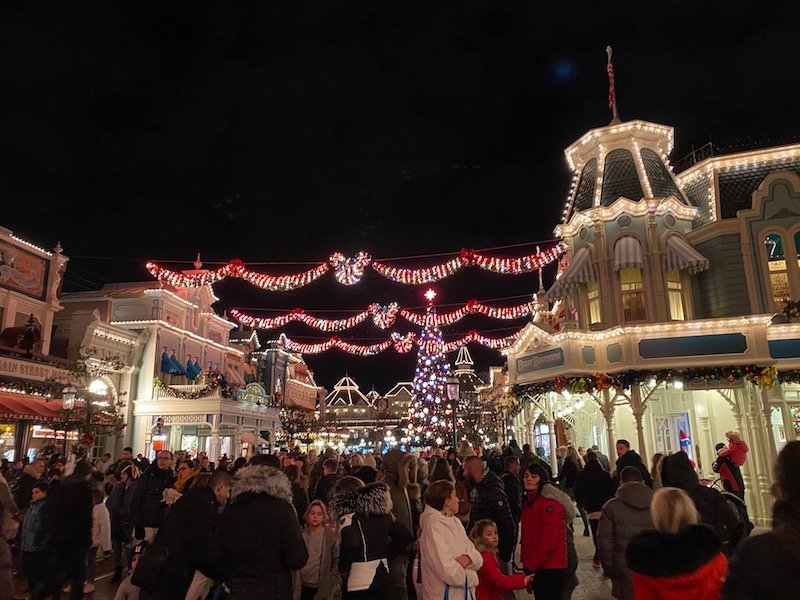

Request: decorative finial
left=606, top=45, right=621, bottom=124
left=194, top=252, right=202, bottom=270
left=53, top=241, right=63, bottom=254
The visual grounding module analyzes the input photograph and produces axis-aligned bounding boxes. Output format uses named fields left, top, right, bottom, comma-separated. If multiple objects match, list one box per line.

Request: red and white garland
left=277, top=327, right=524, bottom=356
left=146, top=243, right=566, bottom=291
left=230, top=298, right=532, bottom=332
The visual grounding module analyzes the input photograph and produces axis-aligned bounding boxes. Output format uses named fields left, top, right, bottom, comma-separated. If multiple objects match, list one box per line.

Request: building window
left=765, top=233, right=790, bottom=305
left=666, top=271, right=686, bottom=321
left=619, top=268, right=646, bottom=321
left=586, top=282, right=602, bottom=325
left=795, top=231, right=800, bottom=268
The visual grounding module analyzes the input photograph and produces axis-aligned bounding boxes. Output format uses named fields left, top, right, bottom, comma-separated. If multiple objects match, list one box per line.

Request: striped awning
left=613, top=236, right=643, bottom=271
left=665, top=236, right=710, bottom=274
left=547, top=247, right=596, bottom=300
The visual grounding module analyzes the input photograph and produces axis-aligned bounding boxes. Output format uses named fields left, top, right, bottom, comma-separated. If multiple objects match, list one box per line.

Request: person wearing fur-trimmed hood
left=208, top=465, right=308, bottom=600
left=329, top=482, right=413, bottom=599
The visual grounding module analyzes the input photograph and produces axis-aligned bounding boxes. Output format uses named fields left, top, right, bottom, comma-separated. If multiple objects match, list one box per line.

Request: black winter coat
left=614, top=450, right=653, bottom=488
left=12, top=471, right=40, bottom=510
left=661, top=451, right=743, bottom=551
left=106, top=481, right=134, bottom=542
left=500, top=471, right=522, bottom=523
left=129, top=464, right=175, bottom=528
left=468, top=470, right=517, bottom=562
left=558, top=458, right=581, bottom=489
left=48, top=479, right=93, bottom=558
left=722, top=499, right=800, bottom=600
left=143, top=486, right=221, bottom=599
left=574, top=460, right=613, bottom=513
left=209, top=466, right=308, bottom=600
left=329, top=483, right=412, bottom=593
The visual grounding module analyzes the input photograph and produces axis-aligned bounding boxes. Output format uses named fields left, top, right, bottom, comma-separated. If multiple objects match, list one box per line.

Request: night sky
left=2, top=3, right=800, bottom=392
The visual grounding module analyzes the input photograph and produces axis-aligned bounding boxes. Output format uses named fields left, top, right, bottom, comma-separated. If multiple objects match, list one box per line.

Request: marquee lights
left=146, top=243, right=566, bottom=290
left=230, top=298, right=534, bottom=332
left=277, top=325, right=526, bottom=356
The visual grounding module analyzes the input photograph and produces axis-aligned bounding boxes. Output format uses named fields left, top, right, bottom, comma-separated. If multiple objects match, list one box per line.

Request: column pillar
left=209, top=414, right=220, bottom=463
left=739, top=385, right=774, bottom=526
left=630, top=385, right=647, bottom=460
left=546, top=393, right=558, bottom=476
left=600, top=389, right=616, bottom=462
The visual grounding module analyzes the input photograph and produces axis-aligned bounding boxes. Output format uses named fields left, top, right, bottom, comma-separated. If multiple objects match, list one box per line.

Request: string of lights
left=146, top=243, right=566, bottom=290
left=230, top=297, right=534, bottom=331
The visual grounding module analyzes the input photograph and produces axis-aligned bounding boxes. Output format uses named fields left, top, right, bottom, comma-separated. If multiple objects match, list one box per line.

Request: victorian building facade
left=504, top=119, right=800, bottom=525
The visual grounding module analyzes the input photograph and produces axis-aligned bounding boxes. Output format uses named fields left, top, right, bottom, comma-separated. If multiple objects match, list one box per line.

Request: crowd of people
left=0, top=429, right=795, bottom=599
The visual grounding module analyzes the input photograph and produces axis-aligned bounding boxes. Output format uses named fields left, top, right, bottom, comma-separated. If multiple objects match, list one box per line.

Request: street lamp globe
left=62, top=385, right=77, bottom=410
left=446, top=376, right=459, bottom=403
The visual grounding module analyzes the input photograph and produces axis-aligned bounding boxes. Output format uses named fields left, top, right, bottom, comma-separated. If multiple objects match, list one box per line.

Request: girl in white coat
left=419, top=480, right=483, bottom=600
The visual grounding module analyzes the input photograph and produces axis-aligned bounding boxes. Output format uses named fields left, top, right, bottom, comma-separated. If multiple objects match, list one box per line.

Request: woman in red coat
left=627, top=487, right=727, bottom=599
left=520, top=463, right=570, bottom=599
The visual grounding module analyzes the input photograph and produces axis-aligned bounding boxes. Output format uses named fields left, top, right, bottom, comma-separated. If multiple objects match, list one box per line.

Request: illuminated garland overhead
left=514, top=366, right=795, bottom=398
left=146, top=243, right=566, bottom=290
left=230, top=298, right=532, bottom=332
left=278, top=326, right=524, bottom=356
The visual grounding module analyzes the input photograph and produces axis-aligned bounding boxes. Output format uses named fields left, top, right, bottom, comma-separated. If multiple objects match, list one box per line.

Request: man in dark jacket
left=591, top=445, right=611, bottom=472
left=141, top=469, right=232, bottom=599
left=613, top=440, right=652, bottom=489
left=209, top=464, right=308, bottom=599
left=313, top=458, right=341, bottom=503
left=661, top=450, right=743, bottom=553
left=129, top=450, right=176, bottom=542
left=464, top=455, right=517, bottom=576
left=500, top=456, right=522, bottom=525
left=597, top=466, right=653, bottom=600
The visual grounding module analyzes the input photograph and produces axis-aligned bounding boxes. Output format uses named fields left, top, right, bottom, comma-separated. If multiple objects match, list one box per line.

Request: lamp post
left=61, top=385, right=77, bottom=456
left=446, top=376, right=460, bottom=449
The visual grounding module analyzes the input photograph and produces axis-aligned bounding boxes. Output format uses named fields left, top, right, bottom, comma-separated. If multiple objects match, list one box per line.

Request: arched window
left=765, top=233, right=790, bottom=306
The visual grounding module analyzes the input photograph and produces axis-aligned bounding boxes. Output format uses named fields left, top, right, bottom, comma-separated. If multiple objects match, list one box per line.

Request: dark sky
left=2, top=2, right=800, bottom=392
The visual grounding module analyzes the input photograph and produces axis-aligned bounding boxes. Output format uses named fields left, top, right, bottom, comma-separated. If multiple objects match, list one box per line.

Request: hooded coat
left=661, top=451, right=743, bottom=551
left=722, top=498, right=800, bottom=600
left=418, top=504, right=483, bottom=600
left=519, top=484, right=574, bottom=573
left=626, top=525, right=727, bottom=600
left=329, top=482, right=412, bottom=594
left=597, top=481, right=654, bottom=600
left=209, top=466, right=308, bottom=600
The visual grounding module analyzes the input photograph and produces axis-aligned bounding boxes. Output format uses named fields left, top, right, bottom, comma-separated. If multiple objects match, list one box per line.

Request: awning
left=665, top=235, right=710, bottom=274
left=0, top=393, right=62, bottom=422
left=613, top=236, right=643, bottom=271
left=546, top=247, right=597, bottom=300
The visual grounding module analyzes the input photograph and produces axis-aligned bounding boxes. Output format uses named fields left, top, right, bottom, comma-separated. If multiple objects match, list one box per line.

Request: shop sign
left=516, top=348, right=564, bottom=374
left=235, top=382, right=270, bottom=405
left=0, top=240, right=49, bottom=300
left=0, top=355, right=72, bottom=383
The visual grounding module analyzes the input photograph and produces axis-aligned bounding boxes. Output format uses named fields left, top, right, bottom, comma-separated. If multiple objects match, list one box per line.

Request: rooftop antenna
left=606, top=45, right=621, bottom=125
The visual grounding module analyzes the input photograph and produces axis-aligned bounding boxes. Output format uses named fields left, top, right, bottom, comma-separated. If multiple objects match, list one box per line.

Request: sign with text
left=516, top=348, right=565, bottom=375
left=235, top=382, right=270, bottom=405
left=0, top=355, right=73, bottom=383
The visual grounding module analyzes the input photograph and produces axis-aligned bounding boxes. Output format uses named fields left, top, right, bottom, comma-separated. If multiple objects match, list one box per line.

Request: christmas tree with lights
left=407, top=289, right=454, bottom=446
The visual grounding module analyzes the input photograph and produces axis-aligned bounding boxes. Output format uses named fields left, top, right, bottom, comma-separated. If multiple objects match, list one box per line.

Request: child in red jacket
left=470, top=519, right=533, bottom=600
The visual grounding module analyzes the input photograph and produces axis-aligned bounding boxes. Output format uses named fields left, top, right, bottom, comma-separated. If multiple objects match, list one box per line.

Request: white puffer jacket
left=418, top=504, right=483, bottom=600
